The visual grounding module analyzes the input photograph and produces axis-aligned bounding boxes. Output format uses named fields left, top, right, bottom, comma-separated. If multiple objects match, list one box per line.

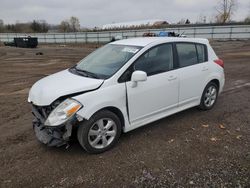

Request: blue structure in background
left=158, top=31, right=169, bottom=37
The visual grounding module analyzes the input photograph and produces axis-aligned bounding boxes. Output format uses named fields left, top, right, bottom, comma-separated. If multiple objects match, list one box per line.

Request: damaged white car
left=28, top=37, right=225, bottom=154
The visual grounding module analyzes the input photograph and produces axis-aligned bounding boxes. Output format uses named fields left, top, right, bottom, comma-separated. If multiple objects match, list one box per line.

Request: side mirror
left=131, top=71, right=147, bottom=87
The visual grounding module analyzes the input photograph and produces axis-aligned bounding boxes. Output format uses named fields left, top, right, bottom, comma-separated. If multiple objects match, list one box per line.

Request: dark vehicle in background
left=4, top=37, right=38, bottom=48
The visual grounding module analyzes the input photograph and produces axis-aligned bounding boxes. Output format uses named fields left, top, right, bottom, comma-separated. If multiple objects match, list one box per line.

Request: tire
left=199, top=82, right=218, bottom=110
left=77, top=110, right=122, bottom=154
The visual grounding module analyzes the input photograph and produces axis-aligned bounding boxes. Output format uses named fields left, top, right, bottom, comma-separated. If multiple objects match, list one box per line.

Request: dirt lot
left=0, top=40, right=249, bottom=188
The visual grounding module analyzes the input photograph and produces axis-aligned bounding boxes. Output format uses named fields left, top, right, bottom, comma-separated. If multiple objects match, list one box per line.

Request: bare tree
left=245, top=16, right=250, bottom=23
left=30, top=20, right=49, bottom=33
left=59, top=20, right=71, bottom=32
left=40, top=20, right=49, bottom=32
left=0, top=19, right=4, bottom=32
left=215, top=0, right=238, bottom=23
left=196, top=14, right=207, bottom=24
left=69, top=16, right=80, bottom=32
left=59, top=17, right=80, bottom=32
left=245, top=3, right=250, bottom=23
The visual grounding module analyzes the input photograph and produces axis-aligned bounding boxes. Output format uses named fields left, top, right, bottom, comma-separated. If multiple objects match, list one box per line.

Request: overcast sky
left=0, top=0, right=249, bottom=27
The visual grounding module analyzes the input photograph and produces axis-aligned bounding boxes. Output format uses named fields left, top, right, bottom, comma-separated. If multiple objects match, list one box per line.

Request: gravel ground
left=0, top=40, right=249, bottom=188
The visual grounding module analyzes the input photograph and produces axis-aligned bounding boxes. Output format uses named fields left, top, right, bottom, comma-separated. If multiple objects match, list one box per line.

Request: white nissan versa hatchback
left=28, top=37, right=225, bottom=153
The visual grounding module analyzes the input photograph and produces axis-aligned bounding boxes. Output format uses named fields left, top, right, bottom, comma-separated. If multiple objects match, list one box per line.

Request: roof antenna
left=180, top=31, right=186, bottom=37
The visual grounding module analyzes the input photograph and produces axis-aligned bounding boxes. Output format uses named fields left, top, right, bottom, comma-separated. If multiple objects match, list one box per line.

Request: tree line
left=0, top=20, right=49, bottom=33
left=0, top=16, right=81, bottom=33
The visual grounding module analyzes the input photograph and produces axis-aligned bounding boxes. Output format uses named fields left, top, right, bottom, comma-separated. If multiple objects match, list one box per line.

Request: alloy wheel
left=204, top=85, right=217, bottom=108
left=88, top=118, right=117, bottom=149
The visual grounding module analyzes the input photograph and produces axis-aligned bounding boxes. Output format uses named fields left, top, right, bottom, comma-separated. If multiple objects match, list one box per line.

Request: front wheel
left=199, top=82, right=218, bottom=110
left=77, top=110, right=121, bottom=154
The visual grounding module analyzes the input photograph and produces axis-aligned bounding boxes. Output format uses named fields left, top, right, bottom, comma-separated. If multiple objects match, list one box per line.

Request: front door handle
left=168, top=75, right=177, bottom=81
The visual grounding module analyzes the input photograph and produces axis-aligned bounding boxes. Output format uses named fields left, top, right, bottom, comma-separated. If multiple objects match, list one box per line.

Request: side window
left=147, top=47, right=158, bottom=58
left=196, top=44, right=206, bottom=63
left=134, top=44, right=173, bottom=76
left=176, top=43, right=198, bottom=67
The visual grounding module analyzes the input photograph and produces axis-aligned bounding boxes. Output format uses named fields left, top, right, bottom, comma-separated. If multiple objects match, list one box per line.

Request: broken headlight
left=45, top=98, right=82, bottom=126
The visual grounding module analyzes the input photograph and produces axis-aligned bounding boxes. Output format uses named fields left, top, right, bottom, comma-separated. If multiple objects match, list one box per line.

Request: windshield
left=75, top=44, right=142, bottom=79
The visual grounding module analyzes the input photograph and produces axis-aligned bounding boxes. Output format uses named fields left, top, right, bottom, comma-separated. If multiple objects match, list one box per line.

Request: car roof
left=111, top=37, right=209, bottom=47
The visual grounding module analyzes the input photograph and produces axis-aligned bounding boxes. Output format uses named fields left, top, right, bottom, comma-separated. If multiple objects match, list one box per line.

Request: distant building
left=102, top=19, right=168, bottom=30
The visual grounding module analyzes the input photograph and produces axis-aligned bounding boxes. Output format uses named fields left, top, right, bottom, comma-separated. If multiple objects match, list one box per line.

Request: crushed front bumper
left=33, top=120, right=75, bottom=147
left=32, top=104, right=77, bottom=147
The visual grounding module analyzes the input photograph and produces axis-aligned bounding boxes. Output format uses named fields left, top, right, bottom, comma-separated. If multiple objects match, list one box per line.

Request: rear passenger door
left=175, top=42, right=208, bottom=107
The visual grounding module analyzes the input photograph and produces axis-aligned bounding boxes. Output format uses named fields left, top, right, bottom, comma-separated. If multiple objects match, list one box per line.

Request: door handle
left=202, top=67, right=208, bottom=71
left=168, top=75, right=177, bottom=81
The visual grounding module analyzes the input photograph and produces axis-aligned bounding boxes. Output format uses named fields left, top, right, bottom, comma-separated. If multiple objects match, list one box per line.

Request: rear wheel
left=77, top=110, right=121, bottom=154
left=199, top=82, right=218, bottom=110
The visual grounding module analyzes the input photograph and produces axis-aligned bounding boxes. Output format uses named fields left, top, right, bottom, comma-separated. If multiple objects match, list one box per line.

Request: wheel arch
left=199, top=78, right=220, bottom=110
left=200, top=78, right=220, bottom=102
left=209, top=79, right=220, bottom=90
left=92, top=106, right=125, bottom=131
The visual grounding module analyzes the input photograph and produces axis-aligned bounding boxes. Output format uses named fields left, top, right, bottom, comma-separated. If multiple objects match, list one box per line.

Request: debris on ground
left=210, top=137, right=219, bottom=142
left=202, top=124, right=209, bottom=128
left=236, top=128, right=241, bottom=132
left=168, top=139, right=174, bottom=143
left=36, top=52, right=43, bottom=55
left=219, top=124, right=226, bottom=129
left=236, top=135, right=242, bottom=140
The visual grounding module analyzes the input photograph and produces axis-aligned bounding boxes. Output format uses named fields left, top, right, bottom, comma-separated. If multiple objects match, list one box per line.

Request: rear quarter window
left=196, top=44, right=207, bottom=63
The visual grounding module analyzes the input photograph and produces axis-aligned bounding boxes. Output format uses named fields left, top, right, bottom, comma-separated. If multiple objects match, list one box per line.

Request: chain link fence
left=0, top=25, right=250, bottom=44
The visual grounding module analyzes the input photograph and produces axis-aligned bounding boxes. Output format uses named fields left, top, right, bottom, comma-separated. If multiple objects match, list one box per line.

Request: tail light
left=214, top=59, right=224, bottom=68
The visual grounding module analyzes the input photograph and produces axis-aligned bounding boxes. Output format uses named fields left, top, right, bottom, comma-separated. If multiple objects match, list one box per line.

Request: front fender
left=73, top=84, right=129, bottom=127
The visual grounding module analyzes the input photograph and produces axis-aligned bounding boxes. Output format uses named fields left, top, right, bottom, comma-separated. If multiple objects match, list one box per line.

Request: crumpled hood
left=28, top=69, right=104, bottom=106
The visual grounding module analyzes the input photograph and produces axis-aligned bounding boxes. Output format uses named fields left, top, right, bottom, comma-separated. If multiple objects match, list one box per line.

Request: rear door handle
left=168, top=75, right=177, bottom=81
left=202, top=67, right=208, bottom=71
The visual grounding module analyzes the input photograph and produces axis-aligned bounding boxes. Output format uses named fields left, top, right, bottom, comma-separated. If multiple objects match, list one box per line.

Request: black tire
left=77, top=110, right=122, bottom=154
left=199, top=82, right=219, bottom=111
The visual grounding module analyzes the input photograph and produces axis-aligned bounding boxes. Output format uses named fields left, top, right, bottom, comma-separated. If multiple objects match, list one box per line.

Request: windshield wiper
left=74, top=67, right=100, bottom=79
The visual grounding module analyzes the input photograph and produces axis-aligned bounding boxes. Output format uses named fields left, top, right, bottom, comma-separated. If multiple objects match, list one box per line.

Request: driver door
left=126, top=43, right=179, bottom=125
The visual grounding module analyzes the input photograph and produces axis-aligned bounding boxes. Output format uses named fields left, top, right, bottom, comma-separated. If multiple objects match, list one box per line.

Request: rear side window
left=134, top=43, right=173, bottom=76
left=176, top=43, right=198, bottom=67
